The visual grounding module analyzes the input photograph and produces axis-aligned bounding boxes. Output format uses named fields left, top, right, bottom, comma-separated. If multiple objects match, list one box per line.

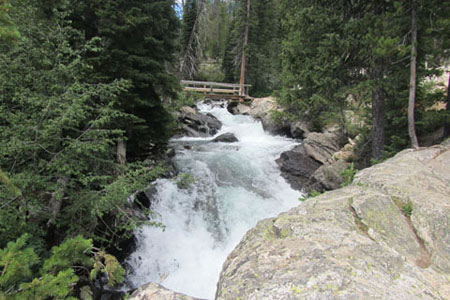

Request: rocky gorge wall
left=215, top=144, right=450, bottom=299
left=130, top=99, right=449, bottom=299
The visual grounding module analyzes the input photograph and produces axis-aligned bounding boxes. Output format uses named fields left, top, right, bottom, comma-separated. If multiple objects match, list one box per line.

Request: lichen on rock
left=216, top=145, right=450, bottom=299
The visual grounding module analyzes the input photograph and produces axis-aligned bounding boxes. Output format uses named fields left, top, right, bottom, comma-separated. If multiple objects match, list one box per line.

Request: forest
left=0, top=0, right=448, bottom=298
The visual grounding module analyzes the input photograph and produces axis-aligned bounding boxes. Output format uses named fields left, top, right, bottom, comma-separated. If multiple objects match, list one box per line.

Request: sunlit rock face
left=216, top=145, right=450, bottom=300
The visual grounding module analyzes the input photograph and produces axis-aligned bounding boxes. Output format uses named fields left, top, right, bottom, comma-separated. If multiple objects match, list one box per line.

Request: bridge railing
left=181, top=80, right=251, bottom=97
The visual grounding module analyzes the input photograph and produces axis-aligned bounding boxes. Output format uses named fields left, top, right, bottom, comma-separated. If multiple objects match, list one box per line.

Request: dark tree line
left=0, top=0, right=179, bottom=297
left=280, top=0, right=449, bottom=160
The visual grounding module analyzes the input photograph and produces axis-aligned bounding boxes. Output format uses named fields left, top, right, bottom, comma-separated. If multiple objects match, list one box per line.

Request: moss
left=291, top=285, right=304, bottom=295
left=279, top=227, right=292, bottom=239
left=263, top=225, right=277, bottom=241
left=348, top=199, right=370, bottom=238
left=392, top=196, right=413, bottom=217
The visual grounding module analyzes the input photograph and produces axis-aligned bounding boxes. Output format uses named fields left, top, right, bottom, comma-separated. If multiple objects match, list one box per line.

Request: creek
left=126, top=102, right=302, bottom=299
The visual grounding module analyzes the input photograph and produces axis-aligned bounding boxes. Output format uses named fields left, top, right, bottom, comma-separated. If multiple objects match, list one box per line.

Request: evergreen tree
left=182, top=0, right=198, bottom=54
left=0, top=0, right=169, bottom=254
left=180, top=0, right=204, bottom=79
left=0, top=0, right=19, bottom=43
left=280, top=0, right=448, bottom=160
left=222, top=0, right=282, bottom=95
left=71, top=0, right=180, bottom=158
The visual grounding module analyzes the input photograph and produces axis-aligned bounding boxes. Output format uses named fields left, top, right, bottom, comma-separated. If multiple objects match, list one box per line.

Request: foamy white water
left=126, top=102, right=303, bottom=299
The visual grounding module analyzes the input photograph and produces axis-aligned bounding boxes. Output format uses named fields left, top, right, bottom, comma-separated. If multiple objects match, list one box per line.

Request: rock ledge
left=217, top=145, right=450, bottom=299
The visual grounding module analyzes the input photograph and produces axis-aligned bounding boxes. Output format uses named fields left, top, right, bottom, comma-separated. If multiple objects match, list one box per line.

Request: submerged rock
left=130, top=283, right=204, bottom=300
left=217, top=145, right=450, bottom=299
left=213, top=133, right=238, bottom=143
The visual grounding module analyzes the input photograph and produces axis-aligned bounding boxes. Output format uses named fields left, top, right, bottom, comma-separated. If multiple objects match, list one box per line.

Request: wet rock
left=213, top=133, right=239, bottom=143
left=217, top=145, right=450, bottom=299
left=227, top=102, right=251, bottom=115
left=130, top=282, right=204, bottom=300
left=177, top=111, right=222, bottom=138
left=276, top=145, right=322, bottom=192
left=277, top=132, right=344, bottom=192
left=134, top=186, right=157, bottom=210
left=260, top=114, right=292, bottom=137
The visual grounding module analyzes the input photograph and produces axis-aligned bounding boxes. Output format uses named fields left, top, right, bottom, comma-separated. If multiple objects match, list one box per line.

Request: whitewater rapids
left=126, top=102, right=302, bottom=299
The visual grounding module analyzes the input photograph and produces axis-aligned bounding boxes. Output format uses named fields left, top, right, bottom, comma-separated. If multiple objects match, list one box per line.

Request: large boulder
left=130, top=283, right=204, bottom=300
left=323, top=123, right=347, bottom=147
left=227, top=102, right=251, bottom=115
left=177, top=108, right=222, bottom=138
left=276, top=144, right=322, bottom=192
left=247, top=97, right=278, bottom=119
left=277, top=132, right=344, bottom=192
left=246, top=97, right=291, bottom=136
left=312, top=160, right=350, bottom=190
left=290, top=120, right=312, bottom=139
left=217, top=145, right=450, bottom=299
left=303, top=132, right=341, bottom=164
left=213, top=132, right=238, bottom=143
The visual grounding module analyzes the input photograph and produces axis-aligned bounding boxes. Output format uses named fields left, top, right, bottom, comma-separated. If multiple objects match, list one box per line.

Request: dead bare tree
left=180, top=0, right=206, bottom=79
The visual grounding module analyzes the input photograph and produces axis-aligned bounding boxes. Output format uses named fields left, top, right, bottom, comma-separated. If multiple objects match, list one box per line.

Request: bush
left=0, top=235, right=125, bottom=298
left=341, top=163, right=357, bottom=187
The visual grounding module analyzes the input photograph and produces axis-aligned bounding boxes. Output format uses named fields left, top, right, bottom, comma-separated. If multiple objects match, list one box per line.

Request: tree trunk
left=239, top=0, right=251, bottom=99
left=408, top=0, right=419, bottom=148
left=180, top=0, right=206, bottom=78
left=117, top=139, right=127, bottom=165
left=444, top=75, right=450, bottom=139
left=371, top=69, right=385, bottom=161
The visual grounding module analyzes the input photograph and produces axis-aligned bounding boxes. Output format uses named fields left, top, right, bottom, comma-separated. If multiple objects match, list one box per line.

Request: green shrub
left=402, top=201, right=413, bottom=217
left=341, top=163, right=357, bottom=187
left=299, top=190, right=323, bottom=202
left=0, top=234, right=125, bottom=298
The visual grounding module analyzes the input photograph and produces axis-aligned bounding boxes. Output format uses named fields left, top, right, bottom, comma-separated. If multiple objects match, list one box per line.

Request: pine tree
left=71, top=0, right=180, bottom=158
left=0, top=0, right=19, bottom=43
left=279, top=0, right=447, bottom=160
left=223, top=0, right=282, bottom=95
left=182, top=0, right=198, bottom=54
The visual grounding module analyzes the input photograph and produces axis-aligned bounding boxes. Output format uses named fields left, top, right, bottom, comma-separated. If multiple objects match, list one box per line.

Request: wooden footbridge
left=181, top=80, right=252, bottom=101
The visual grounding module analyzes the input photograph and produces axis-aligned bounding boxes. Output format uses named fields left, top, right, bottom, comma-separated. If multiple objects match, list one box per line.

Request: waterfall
left=126, top=102, right=302, bottom=299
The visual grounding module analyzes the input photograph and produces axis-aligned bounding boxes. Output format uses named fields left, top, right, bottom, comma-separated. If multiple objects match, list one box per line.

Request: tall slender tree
left=408, top=0, right=419, bottom=148
left=239, top=0, right=250, bottom=97
left=180, top=0, right=205, bottom=79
